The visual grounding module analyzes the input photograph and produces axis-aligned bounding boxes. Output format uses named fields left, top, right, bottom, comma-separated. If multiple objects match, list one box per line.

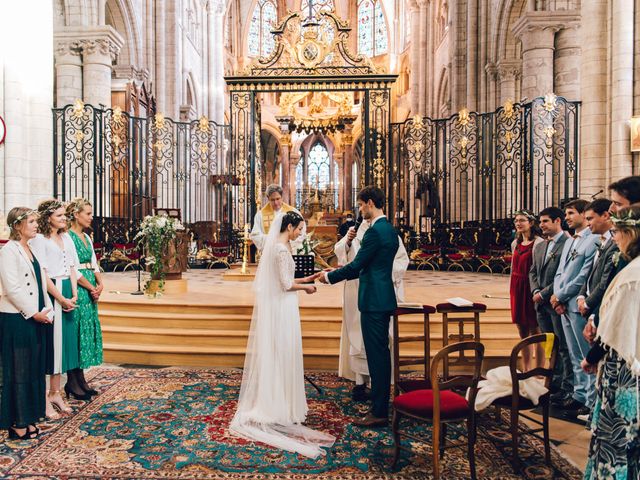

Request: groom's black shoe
left=352, top=413, right=388, bottom=428
left=351, top=384, right=370, bottom=402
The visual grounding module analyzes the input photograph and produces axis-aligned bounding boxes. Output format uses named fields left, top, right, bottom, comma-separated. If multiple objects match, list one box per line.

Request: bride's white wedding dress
left=230, top=213, right=335, bottom=459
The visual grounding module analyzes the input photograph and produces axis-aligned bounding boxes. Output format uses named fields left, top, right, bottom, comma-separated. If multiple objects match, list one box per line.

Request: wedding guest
left=551, top=199, right=599, bottom=417
left=0, top=208, right=53, bottom=439
left=608, top=175, right=640, bottom=214
left=581, top=204, right=640, bottom=479
left=30, top=199, right=82, bottom=417
left=529, top=207, right=572, bottom=404
left=66, top=198, right=103, bottom=396
left=577, top=199, right=618, bottom=340
left=334, top=216, right=409, bottom=400
left=510, top=210, right=544, bottom=371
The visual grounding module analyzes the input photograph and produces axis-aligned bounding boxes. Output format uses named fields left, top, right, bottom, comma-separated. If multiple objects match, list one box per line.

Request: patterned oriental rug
left=0, top=367, right=582, bottom=479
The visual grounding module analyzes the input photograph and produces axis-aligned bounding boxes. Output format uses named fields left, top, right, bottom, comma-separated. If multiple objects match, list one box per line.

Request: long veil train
left=229, top=212, right=335, bottom=458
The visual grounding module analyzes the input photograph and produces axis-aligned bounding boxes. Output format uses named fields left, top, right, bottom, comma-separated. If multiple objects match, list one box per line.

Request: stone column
left=280, top=134, right=291, bottom=204
left=417, top=0, right=429, bottom=115
left=290, top=152, right=301, bottom=207
left=579, top=1, right=608, bottom=192
left=54, top=41, right=83, bottom=107
left=610, top=0, right=634, bottom=178
left=554, top=22, right=581, bottom=101
left=496, top=60, right=521, bottom=104
left=513, top=15, right=560, bottom=101
left=409, top=0, right=421, bottom=115
left=77, top=27, right=123, bottom=108
left=342, top=132, right=354, bottom=212
left=485, top=62, right=498, bottom=111
left=466, top=0, right=478, bottom=111
left=207, top=0, right=225, bottom=123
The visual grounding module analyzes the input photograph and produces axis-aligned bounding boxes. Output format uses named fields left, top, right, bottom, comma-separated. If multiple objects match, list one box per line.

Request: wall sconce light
left=630, top=116, right=640, bottom=152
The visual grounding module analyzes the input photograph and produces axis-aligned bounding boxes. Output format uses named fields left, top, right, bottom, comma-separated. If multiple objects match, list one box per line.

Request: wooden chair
left=487, top=333, right=559, bottom=469
left=436, top=302, right=486, bottom=378
left=391, top=341, right=485, bottom=479
left=392, top=305, right=437, bottom=397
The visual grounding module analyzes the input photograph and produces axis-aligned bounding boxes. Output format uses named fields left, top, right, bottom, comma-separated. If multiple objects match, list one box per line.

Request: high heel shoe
left=45, top=401, right=61, bottom=420
left=64, top=384, right=92, bottom=401
left=83, top=386, right=99, bottom=396
left=8, top=427, right=35, bottom=440
left=48, top=390, right=73, bottom=413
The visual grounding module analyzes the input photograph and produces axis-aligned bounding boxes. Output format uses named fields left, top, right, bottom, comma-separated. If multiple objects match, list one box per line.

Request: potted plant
left=134, top=214, right=184, bottom=295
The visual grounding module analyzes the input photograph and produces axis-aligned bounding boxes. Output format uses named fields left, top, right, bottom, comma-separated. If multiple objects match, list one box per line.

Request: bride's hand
left=303, top=284, right=317, bottom=294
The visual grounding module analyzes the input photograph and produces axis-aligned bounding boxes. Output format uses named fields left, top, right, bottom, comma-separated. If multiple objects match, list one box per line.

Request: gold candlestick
left=241, top=223, right=250, bottom=274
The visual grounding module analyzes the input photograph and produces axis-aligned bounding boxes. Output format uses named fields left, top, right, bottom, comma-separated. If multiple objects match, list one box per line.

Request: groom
left=319, top=186, right=398, bottom=427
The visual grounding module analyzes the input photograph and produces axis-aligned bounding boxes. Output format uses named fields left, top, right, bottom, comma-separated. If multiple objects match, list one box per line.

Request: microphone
left=590, top=189, right=604, bottom=199
left=354, top=215, right=363, bottom=231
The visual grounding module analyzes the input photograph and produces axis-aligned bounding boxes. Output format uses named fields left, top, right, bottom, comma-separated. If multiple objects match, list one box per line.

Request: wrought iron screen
left=388, top=95, right=580, bottom=230
left=52, top=102, right=233, bottom=247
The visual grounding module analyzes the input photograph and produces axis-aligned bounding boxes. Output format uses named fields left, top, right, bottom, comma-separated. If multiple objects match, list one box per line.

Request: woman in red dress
left=510, top=211, right=544, bottom=371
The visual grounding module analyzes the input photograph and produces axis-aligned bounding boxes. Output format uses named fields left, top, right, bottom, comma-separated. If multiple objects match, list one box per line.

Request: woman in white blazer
left=0, top=207, right=53, bottom=439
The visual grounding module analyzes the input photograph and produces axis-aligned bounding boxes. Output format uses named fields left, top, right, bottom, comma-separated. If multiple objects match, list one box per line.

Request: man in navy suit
left=319, top=186, right=398, bottom=427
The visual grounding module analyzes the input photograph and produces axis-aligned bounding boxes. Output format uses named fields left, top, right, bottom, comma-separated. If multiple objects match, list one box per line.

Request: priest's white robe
left=250, top=206, right=305, bottom=252
left=334, top=220, right=409, bottom=384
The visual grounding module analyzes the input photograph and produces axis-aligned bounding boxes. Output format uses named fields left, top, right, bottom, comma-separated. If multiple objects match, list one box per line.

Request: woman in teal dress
left=581, top=205, right=640, bottom=480
left=0, top=207, right=54, bottom=439
left=67, top=198, right=103, bottom=396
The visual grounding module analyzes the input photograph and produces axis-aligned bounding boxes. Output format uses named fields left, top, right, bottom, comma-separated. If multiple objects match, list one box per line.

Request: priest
left=250, top=184, right=305, bottom=252
left=334, top=217, right=409, bottom=400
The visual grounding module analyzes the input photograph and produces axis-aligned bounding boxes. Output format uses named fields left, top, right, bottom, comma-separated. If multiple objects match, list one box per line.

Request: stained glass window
left=307, top=142, right=330, bottom=190
left=295, top=154, right=304, bottom=209
left=248, top=0, right=277, bottom=57
left=357, top=0, right=388, bottom=57
left=300, top=0, right=334, bottom=17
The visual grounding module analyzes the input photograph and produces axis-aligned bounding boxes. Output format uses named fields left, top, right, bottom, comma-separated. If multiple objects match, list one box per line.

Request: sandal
left=48, top=390, right=72, bottom=414
left=8, top=426, right=34, bottom=440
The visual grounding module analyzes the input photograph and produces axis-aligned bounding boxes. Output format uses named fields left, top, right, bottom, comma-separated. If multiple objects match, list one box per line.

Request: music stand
left=291, top=254, right=323, bottom=395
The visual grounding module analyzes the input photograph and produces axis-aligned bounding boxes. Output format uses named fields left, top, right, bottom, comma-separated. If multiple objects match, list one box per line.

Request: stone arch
left=491, top=0, right=525, bottom=63
left=105, top=0, right=143, bottom=68
left=436, top=67, right=450, bottom=117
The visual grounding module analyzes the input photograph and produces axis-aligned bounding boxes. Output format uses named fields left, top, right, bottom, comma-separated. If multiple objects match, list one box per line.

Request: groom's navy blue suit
left=327, top=215, right=398, bottom=418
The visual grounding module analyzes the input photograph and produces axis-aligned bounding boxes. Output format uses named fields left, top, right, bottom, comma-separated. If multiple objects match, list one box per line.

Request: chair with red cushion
left=206, top=241, right=231, bottom=269
left=391, top=341, right=485, bottom=479
left=436, top=302, right=486, bottom=379
left=392, top=305, right=437, bottom=397
left=122, top=242, right=141, bottom=271
left=415, top=244, right=440, bottom=270
left=93, top=242, right=105, bottom=272
left=487, top=333, right=558, bottom=469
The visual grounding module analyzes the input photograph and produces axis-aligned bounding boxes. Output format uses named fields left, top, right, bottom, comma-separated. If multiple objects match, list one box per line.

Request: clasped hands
left=550, top=295, right=566, bottom=315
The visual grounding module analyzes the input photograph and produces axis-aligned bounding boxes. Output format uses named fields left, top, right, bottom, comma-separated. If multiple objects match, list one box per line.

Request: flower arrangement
left=134, top=215, right=184, bottom=293
left=295, top=231, right=320, bottom=256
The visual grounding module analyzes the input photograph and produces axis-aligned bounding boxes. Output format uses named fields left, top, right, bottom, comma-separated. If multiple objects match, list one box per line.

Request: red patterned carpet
left=0, top=367, right=583, bottom=479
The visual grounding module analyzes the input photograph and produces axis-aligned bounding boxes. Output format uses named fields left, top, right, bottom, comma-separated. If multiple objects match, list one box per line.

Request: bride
left=230, top=211, right=335, bottom=458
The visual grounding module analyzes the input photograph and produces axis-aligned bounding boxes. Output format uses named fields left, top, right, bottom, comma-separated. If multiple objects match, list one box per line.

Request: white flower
left=157, top=217, right=167, bottom=228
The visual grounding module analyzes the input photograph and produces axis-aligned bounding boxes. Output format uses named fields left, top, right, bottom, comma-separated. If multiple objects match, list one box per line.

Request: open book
left=397, top=302, right=424, bottom=309
left=445, top=297, right=474, bottom=307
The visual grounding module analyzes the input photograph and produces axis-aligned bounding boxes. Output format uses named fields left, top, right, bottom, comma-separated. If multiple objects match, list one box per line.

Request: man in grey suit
left=578, top=199, right=619, bottom=339
left=529, top=207, right=572, bottom=403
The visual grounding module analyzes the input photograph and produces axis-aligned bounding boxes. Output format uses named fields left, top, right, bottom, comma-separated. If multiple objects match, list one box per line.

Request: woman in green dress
left=0, top=207, right=54, bottom=439
left=67, top=198, right=103, bottom=396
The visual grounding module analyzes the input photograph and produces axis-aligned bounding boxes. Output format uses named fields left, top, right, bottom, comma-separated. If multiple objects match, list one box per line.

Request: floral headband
left=10, top=210, right=38, bottom=228
left=513, top=210, right=537, bottom=221
left=41, top=201, right=65, bottom=215
left=611, top=211, right=640, bottom=227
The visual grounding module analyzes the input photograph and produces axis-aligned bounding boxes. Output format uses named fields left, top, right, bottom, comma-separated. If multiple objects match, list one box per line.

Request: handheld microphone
left=354, top=215, right=363, bottom=231
left=591, top=189, right=604, bottom=199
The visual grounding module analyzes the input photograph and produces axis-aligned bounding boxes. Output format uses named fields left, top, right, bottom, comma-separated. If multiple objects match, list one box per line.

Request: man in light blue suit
left=551, top=199, right=599, bottom=416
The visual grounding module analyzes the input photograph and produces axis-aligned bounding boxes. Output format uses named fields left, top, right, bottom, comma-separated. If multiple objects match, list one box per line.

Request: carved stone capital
left=485, top=62, right=498, bottom=79
left=513, top=12, right=581, bottom=49
left=497, top=59, right=522, bottom=81
left=55, top=25, right=124, bottom=63
left=207, top=0, right=225, bottom=15
left=54, top=41, right=82, bottom=59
